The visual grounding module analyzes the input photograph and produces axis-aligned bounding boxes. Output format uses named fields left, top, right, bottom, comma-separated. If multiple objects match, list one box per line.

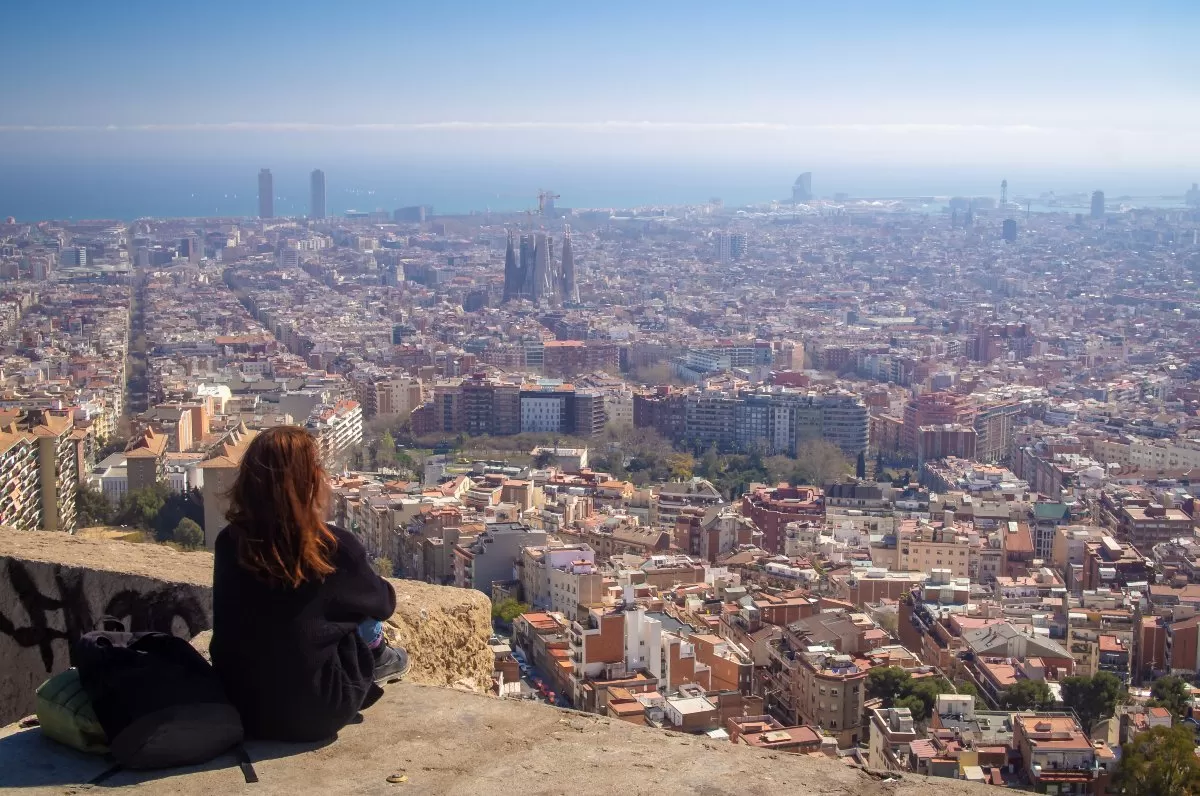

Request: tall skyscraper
left=310, top=169, right=326, bottom=219
left=717, top=232, right=731, bottom=262
left=258, top=169, right=274, bottom=219
left=1091, top=190, right=1105, bottom=219
left=792, top=172, right=813, bottom=203
left=730, top=233, right=748, bottom=260
left=179, top=236, right=201, bottom=262
left=1002, top=218, right=1017, bottom=243
left=561, top=227, right=577, bottom=304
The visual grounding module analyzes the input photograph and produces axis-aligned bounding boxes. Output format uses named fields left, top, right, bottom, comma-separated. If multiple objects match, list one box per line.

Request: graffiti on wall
left=0, top=558, right=210, bottom=673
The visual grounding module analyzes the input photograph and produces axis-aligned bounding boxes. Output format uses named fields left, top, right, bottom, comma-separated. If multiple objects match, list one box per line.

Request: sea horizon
left=0, top=159, right=1194, bottom=222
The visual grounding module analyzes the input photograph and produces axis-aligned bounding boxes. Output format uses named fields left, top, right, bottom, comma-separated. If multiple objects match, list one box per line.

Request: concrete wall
left=0, top=530, right=494, bottom=726
left=0, top=531, right=212, bottom=725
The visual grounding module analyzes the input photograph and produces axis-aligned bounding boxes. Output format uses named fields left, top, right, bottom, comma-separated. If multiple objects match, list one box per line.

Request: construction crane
left=537, top=189, right=560, bottom=216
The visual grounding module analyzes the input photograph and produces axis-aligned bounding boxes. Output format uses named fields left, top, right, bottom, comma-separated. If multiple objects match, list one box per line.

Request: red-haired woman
left=210, top=426, right=408, bottom=741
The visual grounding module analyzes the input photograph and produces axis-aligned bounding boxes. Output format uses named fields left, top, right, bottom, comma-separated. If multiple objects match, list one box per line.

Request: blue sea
left=0, top=160, right=1192, bottom=222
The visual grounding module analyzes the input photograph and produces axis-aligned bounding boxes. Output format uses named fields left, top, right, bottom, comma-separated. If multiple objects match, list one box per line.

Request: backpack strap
left=89, top=762, right=123, bottom=785
left=235, top=744, right=259, bottom=784
left=86, top=747, right=258, bottom=786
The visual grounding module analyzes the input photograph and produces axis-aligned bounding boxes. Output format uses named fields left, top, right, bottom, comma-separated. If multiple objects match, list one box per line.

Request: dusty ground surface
left=0, top=683, right=991, bottom=796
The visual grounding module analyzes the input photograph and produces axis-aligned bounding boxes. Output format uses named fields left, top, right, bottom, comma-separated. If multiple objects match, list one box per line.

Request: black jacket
left=210, top=525, right=396, bottom=741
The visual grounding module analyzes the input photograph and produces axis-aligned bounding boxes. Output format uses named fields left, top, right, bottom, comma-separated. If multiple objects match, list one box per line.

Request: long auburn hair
left=225, top=425, right=336, bottom=588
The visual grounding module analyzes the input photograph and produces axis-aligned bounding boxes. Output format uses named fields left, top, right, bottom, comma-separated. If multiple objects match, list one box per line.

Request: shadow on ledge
left=0, top=723, right=334, bottom=789
left=0, top=683, right=992, bottom=795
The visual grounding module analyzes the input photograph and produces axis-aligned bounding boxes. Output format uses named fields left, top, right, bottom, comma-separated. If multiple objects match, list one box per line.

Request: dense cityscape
left=3, top=164, right=1200, bottom=790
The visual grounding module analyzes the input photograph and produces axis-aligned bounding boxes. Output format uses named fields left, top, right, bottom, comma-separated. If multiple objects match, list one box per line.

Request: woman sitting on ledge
left=210, top=425, right=408, bottom=742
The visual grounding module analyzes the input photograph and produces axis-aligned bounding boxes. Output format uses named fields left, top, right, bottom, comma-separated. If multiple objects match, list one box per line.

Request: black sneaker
left=373, top=644, right=410, bottom=683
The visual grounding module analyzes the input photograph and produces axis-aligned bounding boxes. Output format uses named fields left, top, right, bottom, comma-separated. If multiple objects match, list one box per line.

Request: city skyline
left=0, top=1, right=1195, bottom=167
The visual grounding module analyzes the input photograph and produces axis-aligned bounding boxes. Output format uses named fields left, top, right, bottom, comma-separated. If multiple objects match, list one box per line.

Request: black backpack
left=70, top=619, right=248, bottom=774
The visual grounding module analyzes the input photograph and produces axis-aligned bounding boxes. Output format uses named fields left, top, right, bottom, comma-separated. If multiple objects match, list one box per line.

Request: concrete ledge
left=381, top=578, right=494, bottom=692
left=0, top=683, right=990, bottom=795
left=0, top=531, right=493, bottom=724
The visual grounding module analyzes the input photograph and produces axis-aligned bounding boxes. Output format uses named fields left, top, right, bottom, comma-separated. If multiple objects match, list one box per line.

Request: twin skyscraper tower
left=502, top=227, right=577, bottom=305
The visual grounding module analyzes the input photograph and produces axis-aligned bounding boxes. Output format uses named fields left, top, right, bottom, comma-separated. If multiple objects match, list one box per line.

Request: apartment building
left=653, top=478, right=724, bottom=527
left=556, top=516, right=672, bottom=563
left=1114, top=502, right=1193, bottom=549
left=519, top=543, right=603, bottom=621
left=763, top=610, right=888, bottom=747
left=916, top=423, right=977, bottom=466
left=634, top=386, right=868, bottom=456
left=197, top=424, right=259, bottom=547
left=306, top=399, right=363, bottom=469
left=462, top=376, right=520, bottom=436
left=453, top=522, right=548, bottom=595
left=512, top=610, right=574, bottom=700
left=1012, top=714, right=1115, bottom=795
left=726, top=714, right=824, bottom=754
left=765, top=640, right=867, bottom=748
left=567, top=604, right=663, bottom=711
left=973, top=400, right=1022, bottom=464
left=371, top=376, right=423, bottom=419
left=671, top=506, right=755, bottom=563
left=541, top=340, right=619, bottom=378
left=124, top=427, right=169, bottom=493
left=902, top=392, right=977, bottom=456
left=0, top=430, right=42, bottom=531
left=741, top=485, right=824, bottom=554
left=33, top=413, right=78, bottom=533
left=1092, top=436, right=1200, bottom=472
left=868, top=707, right=920, bottom=772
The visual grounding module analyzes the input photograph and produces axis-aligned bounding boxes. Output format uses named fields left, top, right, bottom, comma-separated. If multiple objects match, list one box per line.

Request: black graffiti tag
left=0, top=559, right=210, bottom=673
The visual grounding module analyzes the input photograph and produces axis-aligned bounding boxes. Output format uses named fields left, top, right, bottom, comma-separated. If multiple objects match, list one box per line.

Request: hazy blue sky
left=0, top=0, right=1194, bottom=166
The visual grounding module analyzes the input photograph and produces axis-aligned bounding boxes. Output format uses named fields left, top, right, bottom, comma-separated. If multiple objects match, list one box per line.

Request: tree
left=792, top=440, right=852, bottom=486
left=1000, top=679, right=1055, bottom=711
left=1061, top=672, right=1125, bottom=736
left=666, top=453, right=695, bottom=481
left=905, top=677, right=955, bottom=722
left=153, top=487, right=203, bottom=543
left=491, top=597, right=530, bottom=625
left=856, top=450, right=866, bottom=479
left=698, top=444, right=722, bottom=480
left=866, top=666, right=912, bottom=707
left=373, top=557, right=394, bottom=578
left=955, top=680, right=985, bottom=709
left=97, top=436, right=129, bottom=460
left=764, top=455, right=795, bottom=486
left=76, top=483, right=113, bottom=527
left=116, top=484, right=169, bottom=532
left=1114, top=725, right=1200, bottom=796
left=895, top=694, right=927, bottom=721
left=172, top=518, right=204, bottom=550
left=533, top=449, right=554, bottom=469
left=377, top=430, right=396, bottom=466
left=1149, top=674, right=1193, bottom=720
